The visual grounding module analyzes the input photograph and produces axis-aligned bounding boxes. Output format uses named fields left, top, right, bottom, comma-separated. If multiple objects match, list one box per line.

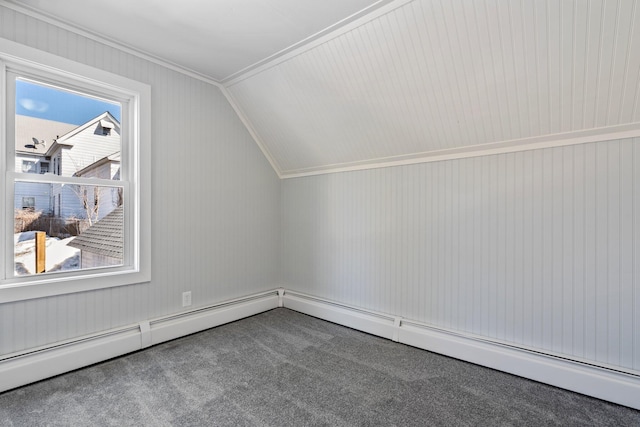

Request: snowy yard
left=14, top=231, right=80, bottom=275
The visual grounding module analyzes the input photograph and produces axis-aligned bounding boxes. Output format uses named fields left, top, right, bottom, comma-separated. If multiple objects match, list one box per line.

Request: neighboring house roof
left=51, top=111, right=119, bottom=151
left=67, top=206, right=123, bottom=259
left=15, top=112, right=119, bottom=158
left=74, top=151, right=121, bottom=177
left=15, top=115, right=77, bottom=156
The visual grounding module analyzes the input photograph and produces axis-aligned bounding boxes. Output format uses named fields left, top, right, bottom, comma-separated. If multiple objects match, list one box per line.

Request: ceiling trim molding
left=280, top=123, right=640, bottom=179
left=221, top=0, right=398, bottom=84
left=222, top=0, right=414, bottom=87
left=0, top=0, right=222, bottom=87
left=219, top=86, right=283, bottom=178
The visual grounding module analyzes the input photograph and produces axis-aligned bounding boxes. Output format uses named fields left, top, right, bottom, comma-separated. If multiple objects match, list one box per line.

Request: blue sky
left=16, top=79, right=121, bottom=125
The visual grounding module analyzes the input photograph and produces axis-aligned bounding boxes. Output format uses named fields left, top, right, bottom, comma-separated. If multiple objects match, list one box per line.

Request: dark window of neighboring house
left=22, top=196, right=35, bottom=210
left=39, top=162, right=49, bottom=174
left=100, top=119, right=113, bottom=135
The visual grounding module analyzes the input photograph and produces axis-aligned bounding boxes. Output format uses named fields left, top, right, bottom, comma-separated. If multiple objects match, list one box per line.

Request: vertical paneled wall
left=0, top=7, right=281, bottom=355
left=282, top=138, right=640, bottom=372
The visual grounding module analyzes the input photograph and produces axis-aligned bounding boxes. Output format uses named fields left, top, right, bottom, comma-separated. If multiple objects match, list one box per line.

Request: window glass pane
left=21, top=196, right=35, bottom=209
left=39, top=161, right=49, bottom=174
left=15, top=79, right=122, bottom=179
left=14, top=182, right=124, bottom=276
left=21, top=160, right=35, bottom=173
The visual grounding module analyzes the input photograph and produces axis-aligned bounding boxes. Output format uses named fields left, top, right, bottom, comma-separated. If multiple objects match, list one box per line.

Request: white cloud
left=19, top=98, right=49, bottom=113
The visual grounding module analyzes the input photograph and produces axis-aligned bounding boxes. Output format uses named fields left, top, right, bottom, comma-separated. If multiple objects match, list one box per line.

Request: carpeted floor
left=1, top=308, right=639, bottom=426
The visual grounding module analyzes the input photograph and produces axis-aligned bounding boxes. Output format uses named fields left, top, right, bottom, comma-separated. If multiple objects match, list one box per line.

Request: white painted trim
left=0, top=290, right=279, bottom=393
left=281, top=290, right=640, bottom=410
left=280, top=123, right=640, bottom=178
left=223, top=0, right=413, bottom=86
left=221, top=0, right=400, bottom=84
left=219, top=86, right=283, bottom=178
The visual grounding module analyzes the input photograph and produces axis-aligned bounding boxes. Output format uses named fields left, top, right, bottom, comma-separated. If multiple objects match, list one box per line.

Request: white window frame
left=0, top=39, right=151, bottom=303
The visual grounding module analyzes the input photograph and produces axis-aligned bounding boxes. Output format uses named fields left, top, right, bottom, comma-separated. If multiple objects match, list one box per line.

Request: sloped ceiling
left=4, top=0, right=640, bottom=177
left=226, top=0, right=640, bottom=176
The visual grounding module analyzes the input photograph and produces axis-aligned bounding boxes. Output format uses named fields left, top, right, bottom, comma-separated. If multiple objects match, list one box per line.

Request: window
left=39, top=161, right=49, bottom=174
left=21, top=160, right=35, bottom=173
left=21, top=196, right=35, bottom=210
left=100, top=119, right=114, bottom=135
left=1, top=39, right=150, bottom=303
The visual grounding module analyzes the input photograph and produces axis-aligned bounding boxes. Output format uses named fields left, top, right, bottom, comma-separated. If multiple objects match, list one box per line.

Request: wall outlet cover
left=182, top=291, right=192, bottom=307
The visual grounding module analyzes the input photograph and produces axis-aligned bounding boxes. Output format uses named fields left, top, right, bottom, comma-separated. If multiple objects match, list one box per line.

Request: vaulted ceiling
left=5, top=0, right=640, bottom=177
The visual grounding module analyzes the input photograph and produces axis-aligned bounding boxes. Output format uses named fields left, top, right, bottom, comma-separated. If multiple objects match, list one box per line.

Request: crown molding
left=0, top=0, right=222, bottom=87
left=280, top=123, right=640, bottom=179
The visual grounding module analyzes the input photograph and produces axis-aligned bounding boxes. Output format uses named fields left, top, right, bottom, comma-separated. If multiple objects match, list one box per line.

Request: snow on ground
left=14, top=232, right=80, bottom=275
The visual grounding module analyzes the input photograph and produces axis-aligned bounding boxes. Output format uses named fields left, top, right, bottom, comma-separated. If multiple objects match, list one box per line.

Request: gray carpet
left=1, top=308, right=639, bottom=426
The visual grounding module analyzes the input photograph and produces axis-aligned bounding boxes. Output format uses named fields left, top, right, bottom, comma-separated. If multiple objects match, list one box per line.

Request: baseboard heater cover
left=149, top=292, right=279, bottom=346
left=3, top=289, right=638, bottom=410
left=0, top=290, right=280, bottom=393
left=282, top=291, right=640, bottom=411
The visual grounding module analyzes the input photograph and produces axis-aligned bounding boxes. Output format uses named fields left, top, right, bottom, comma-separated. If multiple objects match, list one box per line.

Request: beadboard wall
left=0, top=6, right=281, bottom=355
left=282, top=137, right=640, bottom=373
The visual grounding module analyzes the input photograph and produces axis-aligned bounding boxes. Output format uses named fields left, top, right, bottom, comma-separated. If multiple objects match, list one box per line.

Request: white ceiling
left=7, top=0, right=385, bottom=81
left=4, top=0, right=640, bottom=177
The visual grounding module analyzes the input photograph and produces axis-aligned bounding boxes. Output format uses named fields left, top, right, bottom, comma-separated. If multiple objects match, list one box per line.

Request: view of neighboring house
left=14, top=115, right=75, bottom=212
left=15, top=111, right=121, bottom=222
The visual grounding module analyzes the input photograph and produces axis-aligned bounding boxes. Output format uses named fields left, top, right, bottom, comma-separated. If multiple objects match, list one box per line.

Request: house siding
left=0, top=6, right=281, bottom=355
left=14, top=182, right=51, bottom=213
left=56, top=120, right=120, bottom=178
left=71, top=162, right=121, bottom=221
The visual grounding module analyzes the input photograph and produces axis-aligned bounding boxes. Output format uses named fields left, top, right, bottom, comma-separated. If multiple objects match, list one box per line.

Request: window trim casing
left=0, top=38, right=151, bottom=303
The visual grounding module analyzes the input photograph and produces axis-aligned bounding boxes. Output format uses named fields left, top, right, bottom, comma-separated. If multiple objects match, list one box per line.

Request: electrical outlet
left=182, top=291, right=192, bottom=307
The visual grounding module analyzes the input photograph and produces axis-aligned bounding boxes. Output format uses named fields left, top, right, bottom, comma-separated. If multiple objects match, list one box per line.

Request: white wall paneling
left=0, top=5, right=281, bottom=356
left=281, top=137, right=640, bottom=374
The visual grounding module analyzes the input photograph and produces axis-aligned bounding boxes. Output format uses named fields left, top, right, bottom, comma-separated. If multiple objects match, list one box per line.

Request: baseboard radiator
left=283, top=290, right=640, bottom=411
left=2, top=288, right=639, bottom=411
left=0, top=289, right=281, bottom=394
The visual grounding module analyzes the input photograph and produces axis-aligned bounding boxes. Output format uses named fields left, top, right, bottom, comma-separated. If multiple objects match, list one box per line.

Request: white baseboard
left=282, top=290, right=640, bottom=411
left=0, top=290, right=279, bottom=393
